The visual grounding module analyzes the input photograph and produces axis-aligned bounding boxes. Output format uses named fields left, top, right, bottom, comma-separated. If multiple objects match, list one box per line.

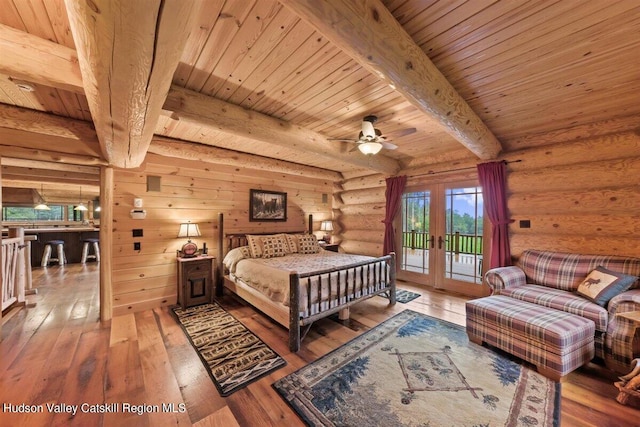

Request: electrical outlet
left=134, top=242, right=141, bottom=251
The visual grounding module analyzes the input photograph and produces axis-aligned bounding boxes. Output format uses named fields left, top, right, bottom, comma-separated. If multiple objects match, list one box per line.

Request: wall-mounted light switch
left=134, top=242, right=141, bottom=251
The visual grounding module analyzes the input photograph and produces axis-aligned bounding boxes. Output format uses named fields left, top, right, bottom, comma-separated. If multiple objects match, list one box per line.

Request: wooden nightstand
left=177, top=255, right=215, bottom=309
left=320, top=243, right=339, bottom=252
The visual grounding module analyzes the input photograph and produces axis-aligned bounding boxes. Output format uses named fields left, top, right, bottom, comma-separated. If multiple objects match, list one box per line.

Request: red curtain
left=382, top=175, right=407, bottom=255
left=477, top=161, right=512, bottom=268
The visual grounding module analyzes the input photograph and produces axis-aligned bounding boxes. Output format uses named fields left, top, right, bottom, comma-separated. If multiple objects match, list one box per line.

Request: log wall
left=111, top=153, right=333, bottom=316
left=337, top=130, right=640, bottom=262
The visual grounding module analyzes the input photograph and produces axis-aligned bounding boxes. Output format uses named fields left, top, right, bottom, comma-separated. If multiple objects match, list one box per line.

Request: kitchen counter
left=3, top=227, right=100, bottom=267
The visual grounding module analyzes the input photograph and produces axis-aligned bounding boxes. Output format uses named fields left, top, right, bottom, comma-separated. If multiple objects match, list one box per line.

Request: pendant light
left=34, top=184, right=50, bottom=210
left=74, top=186, right=88, bottom=211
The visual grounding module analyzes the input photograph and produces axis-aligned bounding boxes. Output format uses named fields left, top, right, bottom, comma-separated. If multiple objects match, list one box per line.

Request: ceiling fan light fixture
left=358, top=141, right=383, bottom=155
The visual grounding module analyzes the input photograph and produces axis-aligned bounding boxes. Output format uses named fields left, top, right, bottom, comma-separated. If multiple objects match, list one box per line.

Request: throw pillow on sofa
left=576, top=266, right=637, bottom=306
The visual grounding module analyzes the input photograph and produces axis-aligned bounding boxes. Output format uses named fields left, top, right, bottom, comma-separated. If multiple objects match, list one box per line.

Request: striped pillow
left=246, top=234, right=264, bottom=258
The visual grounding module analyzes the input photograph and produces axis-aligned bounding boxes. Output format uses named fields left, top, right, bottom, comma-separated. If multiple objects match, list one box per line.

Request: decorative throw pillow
left=285, top=234, right=299, bottom=253
left=577, top=266, right=637, bottom=306
left=246, top=234, right=265, bottom=258
left=276, top=233, right=293, bottom=254
left=297, top=234, right=320, bottom=254
left=261, top=235, right=287, bottom=258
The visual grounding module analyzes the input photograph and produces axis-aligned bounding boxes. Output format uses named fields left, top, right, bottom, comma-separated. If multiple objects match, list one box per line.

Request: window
left=2, top=205, right=80, bottom=222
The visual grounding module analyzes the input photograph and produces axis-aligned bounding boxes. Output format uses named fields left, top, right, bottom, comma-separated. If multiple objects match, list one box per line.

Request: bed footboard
left=288, top=252, right=396, bottom=352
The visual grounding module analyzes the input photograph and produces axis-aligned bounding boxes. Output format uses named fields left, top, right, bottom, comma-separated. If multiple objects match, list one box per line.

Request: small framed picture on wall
left=249, top=189, right=287, bottom=222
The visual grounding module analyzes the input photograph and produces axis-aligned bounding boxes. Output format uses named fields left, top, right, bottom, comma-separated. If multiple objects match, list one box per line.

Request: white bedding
left=224, top=248, right=389, bottom=311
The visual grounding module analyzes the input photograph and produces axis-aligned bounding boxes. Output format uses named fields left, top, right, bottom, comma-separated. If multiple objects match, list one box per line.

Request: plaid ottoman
left=466, top=295, right=595, bottom=381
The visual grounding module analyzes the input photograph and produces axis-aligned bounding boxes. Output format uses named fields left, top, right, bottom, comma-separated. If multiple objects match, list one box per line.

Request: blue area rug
left=172, top=303, right=286, bottom=396
left=273, top=310, right=560, bottom=426
left=393, top=288, right=421, bottom=303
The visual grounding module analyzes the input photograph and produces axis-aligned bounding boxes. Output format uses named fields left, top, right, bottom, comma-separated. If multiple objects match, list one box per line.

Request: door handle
left=429, top=235, right=435, bottom=249
left=438, top=236, right=444, bottom=249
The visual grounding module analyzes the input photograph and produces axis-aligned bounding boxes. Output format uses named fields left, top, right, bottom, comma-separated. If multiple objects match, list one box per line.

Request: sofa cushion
left=577, top=266, right=637, bottom=306
left=500, top=284, right=608, bottom=332
left=518, top=250, right=640, bottom=292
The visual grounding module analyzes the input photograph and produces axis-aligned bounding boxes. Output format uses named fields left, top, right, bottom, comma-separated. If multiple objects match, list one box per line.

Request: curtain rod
left=406, top=159, right=522, bottom=179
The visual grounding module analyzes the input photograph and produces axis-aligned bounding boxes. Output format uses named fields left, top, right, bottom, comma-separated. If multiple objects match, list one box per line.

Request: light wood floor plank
left=136, top=309, right=192, bottom=427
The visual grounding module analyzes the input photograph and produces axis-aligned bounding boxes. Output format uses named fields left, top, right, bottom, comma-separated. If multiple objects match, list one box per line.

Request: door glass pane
left=444, top=186, right=483, bottom=284
left=401, top=191, right=430, bottom=274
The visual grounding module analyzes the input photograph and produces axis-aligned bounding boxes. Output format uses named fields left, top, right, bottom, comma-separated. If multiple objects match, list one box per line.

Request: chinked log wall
left=111, top=153, right=333, bottom=316
left=336, top=129, right=640, bottom=261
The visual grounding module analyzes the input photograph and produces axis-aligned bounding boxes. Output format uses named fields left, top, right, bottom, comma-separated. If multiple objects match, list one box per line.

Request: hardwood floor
left=1, top=263, right=638, bottom=426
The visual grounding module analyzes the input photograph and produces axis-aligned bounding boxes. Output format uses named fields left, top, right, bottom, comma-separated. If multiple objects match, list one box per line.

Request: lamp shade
left=177, top=222, right=201, bottom=238
left=320, top=220, right=334, bottom=232
left=358, top=141, right=383, bottom=155
left=35, top=184, right=50, bottom=210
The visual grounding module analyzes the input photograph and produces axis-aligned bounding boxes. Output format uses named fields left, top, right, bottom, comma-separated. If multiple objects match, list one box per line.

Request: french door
left=396, top=180, right=487, bottom=297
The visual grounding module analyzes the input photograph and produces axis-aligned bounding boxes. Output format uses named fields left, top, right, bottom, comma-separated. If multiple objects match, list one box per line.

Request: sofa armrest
left=484, top=266, right=527, bottom=294
left=605, top=289, right=640, bottom=373
left=608, top=289, right=640, bottom=317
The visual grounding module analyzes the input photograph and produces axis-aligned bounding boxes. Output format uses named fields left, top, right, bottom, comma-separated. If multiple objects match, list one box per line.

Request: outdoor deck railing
left=402, top=230, right=483, bottom=255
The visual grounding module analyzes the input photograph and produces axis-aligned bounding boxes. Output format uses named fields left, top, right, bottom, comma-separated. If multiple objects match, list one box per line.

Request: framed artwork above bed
left=250, top=189, right=287, bottom=222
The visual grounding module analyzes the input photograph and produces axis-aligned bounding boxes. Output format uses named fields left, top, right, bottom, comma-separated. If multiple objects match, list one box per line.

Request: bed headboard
left=216, top=212, right=314, bottom=262
left=215, top=212, right=314, bottom=296
left=225, top=231, right=307, bottom=251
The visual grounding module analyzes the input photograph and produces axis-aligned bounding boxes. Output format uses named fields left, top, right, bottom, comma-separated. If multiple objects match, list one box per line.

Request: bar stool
left=41, top=240, right=66, bottom=267
left=81, top=238, right=100, bottom=263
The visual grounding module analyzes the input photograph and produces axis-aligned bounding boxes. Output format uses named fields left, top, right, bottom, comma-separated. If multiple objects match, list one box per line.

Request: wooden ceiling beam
left=0, top=104, right=105, bottom=164
left=0, top=23, right=84, bottom=94
left=64, top=0, right=198, bottom=168
left=0, top=103, right=98, bottom=144
left=164, top=86, right=401, bottom=175
left=280, top=0, right=503, bottom=160
left=149, top=136, right=342, bottom=182
left=1, top=158, right=99, bottom=175
left=1, top=166, right=99, bottom=183
left=3, top=179, right=99, bottom=194
left=0, top=143, right=106, bottom=167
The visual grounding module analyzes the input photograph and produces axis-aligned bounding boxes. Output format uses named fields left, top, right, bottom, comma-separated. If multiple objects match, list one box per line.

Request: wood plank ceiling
left=0, top=0, right=639, bottom=199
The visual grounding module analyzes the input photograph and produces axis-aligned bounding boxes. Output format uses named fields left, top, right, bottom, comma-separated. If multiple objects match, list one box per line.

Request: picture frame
left=250, top=189, right=287, bottom=222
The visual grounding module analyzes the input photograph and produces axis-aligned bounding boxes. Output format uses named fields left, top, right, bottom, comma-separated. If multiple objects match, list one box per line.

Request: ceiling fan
left=329, top=115, right=416, bottom=155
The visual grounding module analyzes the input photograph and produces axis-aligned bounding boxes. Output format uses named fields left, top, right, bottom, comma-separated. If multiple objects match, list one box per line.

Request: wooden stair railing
left=2, top=228, right=27, bottom=312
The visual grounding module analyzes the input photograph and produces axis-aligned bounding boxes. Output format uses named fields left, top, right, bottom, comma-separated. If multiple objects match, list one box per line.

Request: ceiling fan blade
left=384, top=127, right=417, bottom=138
left=349, top=144, right=361, bottom=152
left=361, top=120, right=376, bottom=139
left=381, top=141, right=398, bottom=150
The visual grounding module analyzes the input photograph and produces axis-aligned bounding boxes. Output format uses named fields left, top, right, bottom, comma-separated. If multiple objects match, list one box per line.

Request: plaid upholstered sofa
left=484, top=249, right=640, bottom=374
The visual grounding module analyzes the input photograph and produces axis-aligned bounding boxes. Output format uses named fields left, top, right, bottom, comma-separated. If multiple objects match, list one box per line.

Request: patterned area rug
left=172, top=303, right=286, bottom=396
left=379, top=288, right=421, bottom=303
left=396, top=288, right=421, bottom=303
left=273, top=310, right=560, bottom=427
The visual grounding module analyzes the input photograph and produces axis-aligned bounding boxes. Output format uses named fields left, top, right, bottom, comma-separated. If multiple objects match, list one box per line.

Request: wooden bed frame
left=216, top=213, right=396, bottom=351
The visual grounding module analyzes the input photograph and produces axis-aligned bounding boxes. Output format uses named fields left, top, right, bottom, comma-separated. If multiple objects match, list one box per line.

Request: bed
left=216, top=213, right=396, bottom=351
